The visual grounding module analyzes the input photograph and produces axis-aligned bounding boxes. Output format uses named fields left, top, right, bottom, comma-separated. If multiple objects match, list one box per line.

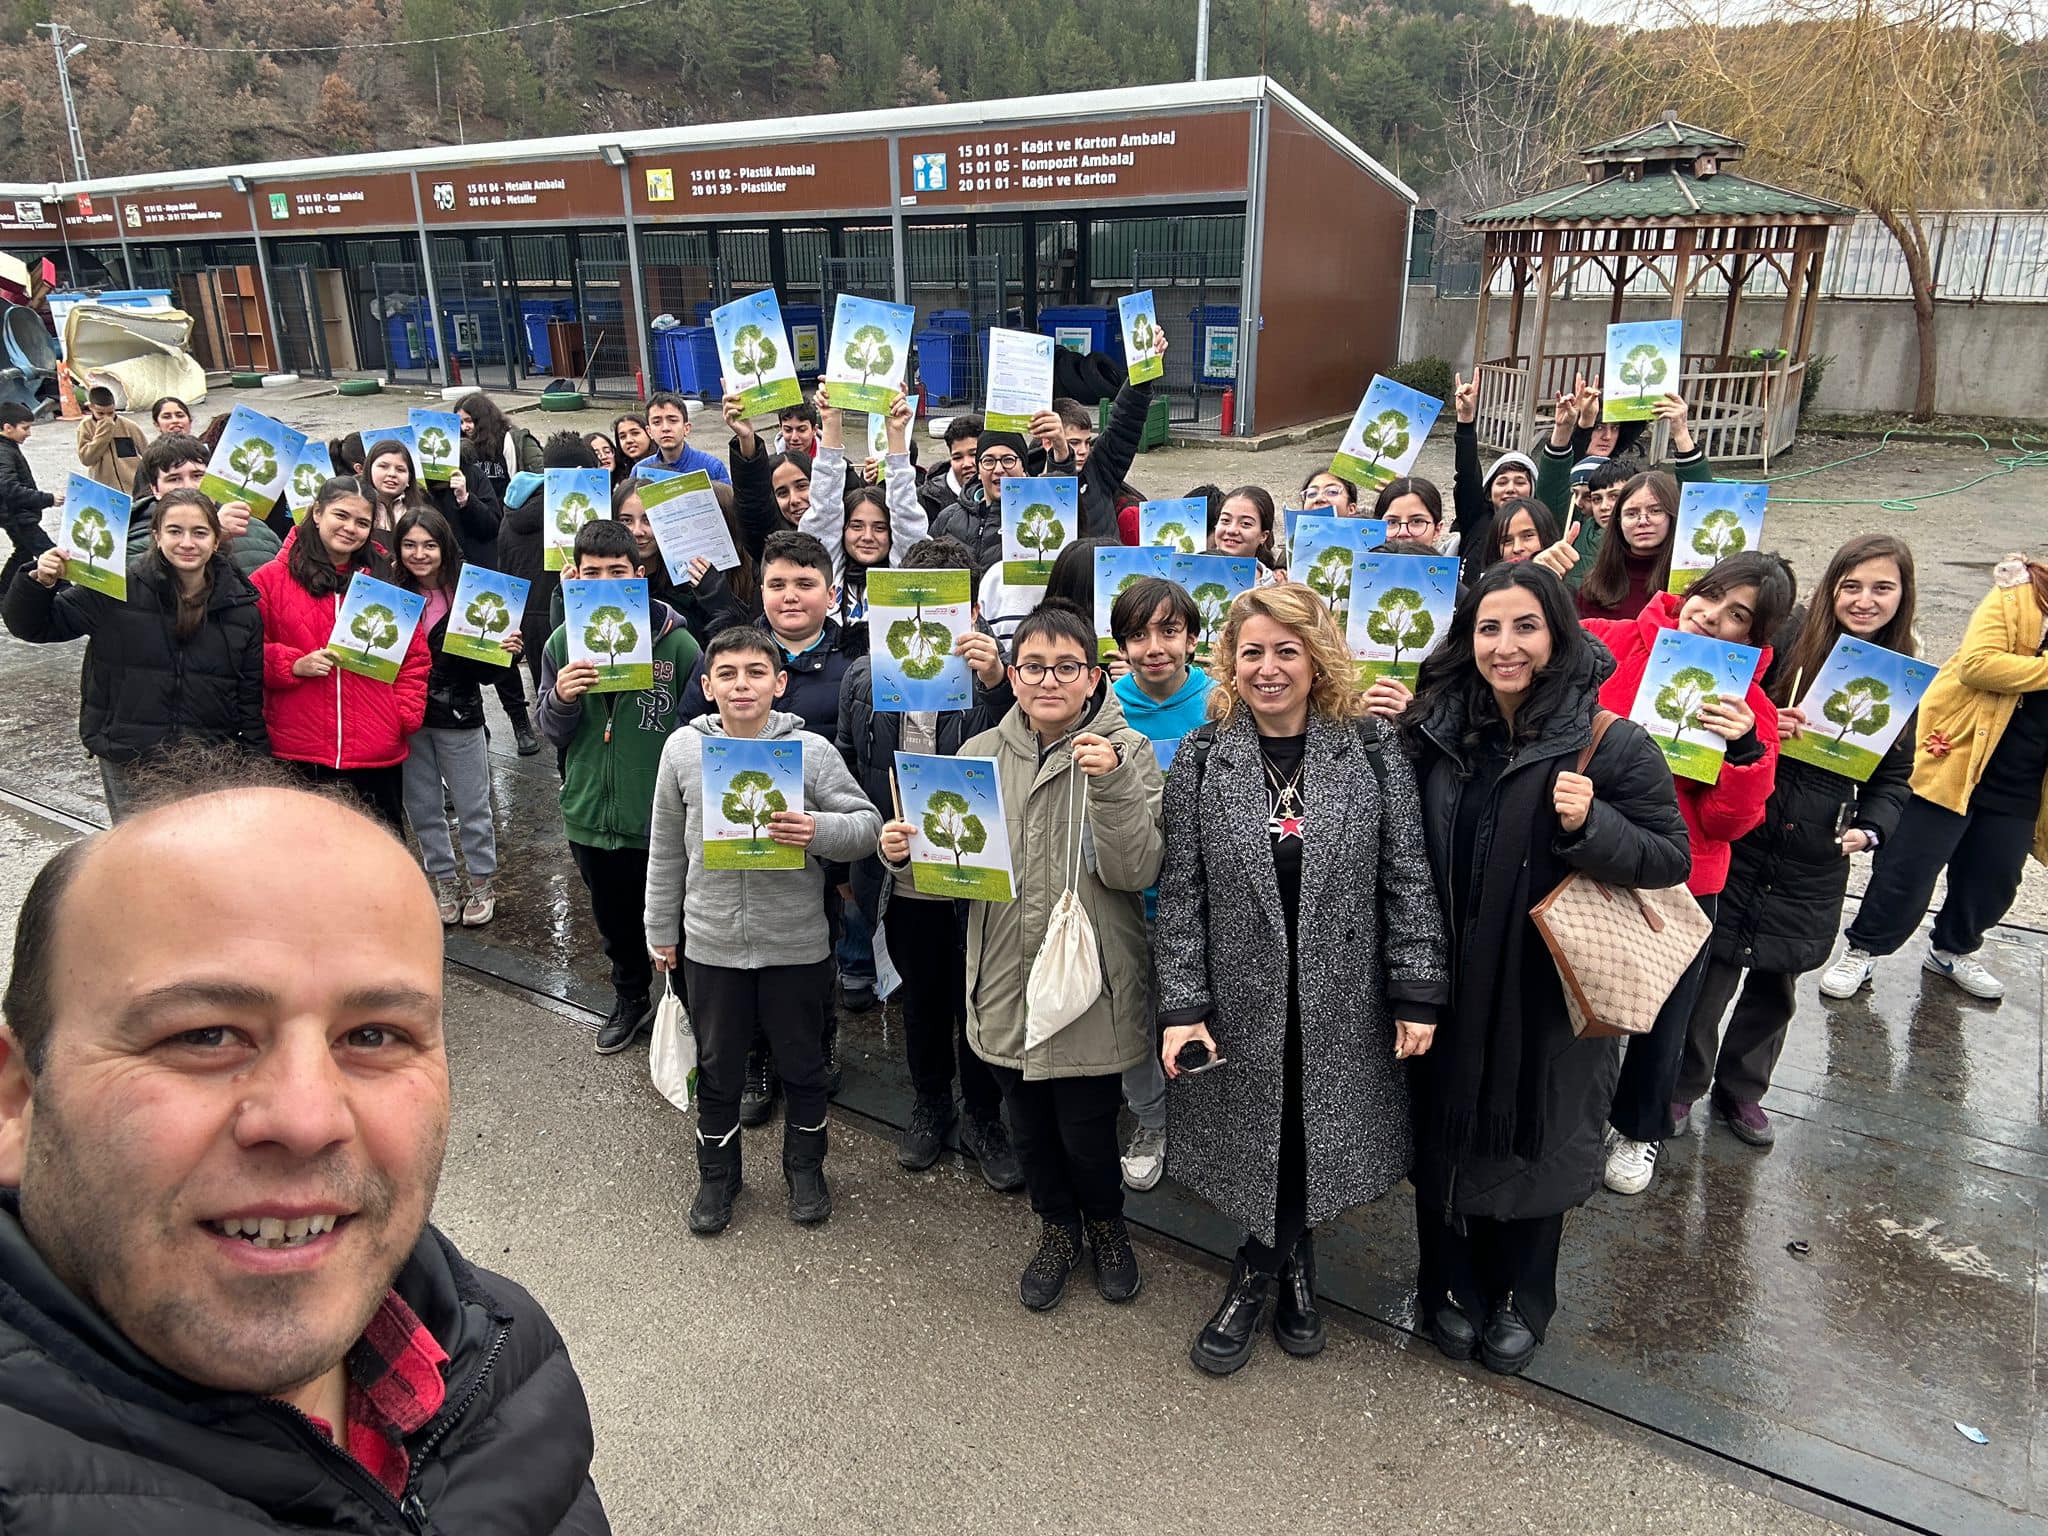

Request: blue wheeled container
left=654, top=326, right=722, bottom=396
left=1037, top=305, right=1118, bottom=362
left=1188, top=304, right=1241, bottom=385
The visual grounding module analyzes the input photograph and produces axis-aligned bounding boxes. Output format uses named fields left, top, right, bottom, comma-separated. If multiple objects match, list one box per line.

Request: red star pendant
left=1270, top=812, right=1305, bottom=844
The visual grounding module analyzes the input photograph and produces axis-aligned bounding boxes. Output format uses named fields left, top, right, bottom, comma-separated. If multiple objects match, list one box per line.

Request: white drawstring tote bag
left=1024, top=759, right=1102, bottom=1049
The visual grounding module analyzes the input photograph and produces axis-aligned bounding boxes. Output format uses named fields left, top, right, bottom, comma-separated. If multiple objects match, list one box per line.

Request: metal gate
left=432, top=258, right=517, bottom=394
left=270, top=265, right=331, bottom=379
left=371, top=262, right=435, bottom=387
left=572, top=257, right=638, bottom=397
left=1132, top=250, right=1215, bottom=428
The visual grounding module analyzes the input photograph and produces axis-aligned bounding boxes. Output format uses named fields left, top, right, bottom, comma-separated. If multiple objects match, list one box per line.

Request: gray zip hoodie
left=644, top=708, right=881, bottom=968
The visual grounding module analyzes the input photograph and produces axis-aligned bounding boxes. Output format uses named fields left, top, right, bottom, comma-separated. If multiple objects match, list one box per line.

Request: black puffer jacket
left=418, top=606, right=503, bottom=732
left=0, top=1196, right=610, bottom=1534
left=2, top=554, right=268, bottom=764
left=1713, top=612, right=1915, bottom=974
left=1408, top=646, right=1691, bottom=1220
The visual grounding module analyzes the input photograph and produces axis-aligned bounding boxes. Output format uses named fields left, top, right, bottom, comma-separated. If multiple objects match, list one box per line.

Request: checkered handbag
left=1528, top=712, right=1712, bottom=1039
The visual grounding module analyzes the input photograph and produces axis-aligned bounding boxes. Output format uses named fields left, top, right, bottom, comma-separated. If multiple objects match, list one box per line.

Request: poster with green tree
left=999, top=476, right=1078, bottom=586
left=1332, top=375, right=1444, bottom=490
left=1626, top=627, right=1761, bottom=783
left=200, top=406, right=309, bottom=521
left=823, top=294, right=915, bottom=415
left=325, top=573, right=426, bottom=684
left=407, top=410, right=462, bottom=484
left=711, top=290, right=803, bottom=418
left=441, top=565, right=531, bottom=667
left=544, top=468, right=610, bottom=572
left=1117, top=291, right=1165, bottom=384
left=1780, top=635, right=1935, bottom=782
left=360, top=424, right=425, bottom=484
left=58, top=474, right=133, bottom=600
left=868, top=568, right=973, bottom=712
left=282, top=439, right=337, bottom=522
left=1603, top=319, right=1683, bottom=423
left=1091, top=546, right=1175, bottom=660
left=561, top=577, right=654, bottom=693
left=1668, top=481, right=1768, bottom=593
left=1289, top=515, right=1382, bottom=628
left=1346, top=552, right=1459, bottom=682
left=701, top=735, right=807, bottom=871
left=894, top=751, right=1016, bottom=902
left=1166, top=552, right=1259, bottom=662
left=1138, top=497, right=1205, bottom=554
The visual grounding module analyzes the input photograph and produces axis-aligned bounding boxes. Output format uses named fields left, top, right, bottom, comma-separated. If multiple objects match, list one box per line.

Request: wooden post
left=1505, top=256, right=1526, bottom=364
left=1609, top=228, right=1632, bottom=326
left=1522, top=234, right=1553, bottom=453
left=1472, top=242, right=1494, bottom=367
left=1718, top=245, right=1749, bottom=367
left=1659, top=227, right=1695, bottom=461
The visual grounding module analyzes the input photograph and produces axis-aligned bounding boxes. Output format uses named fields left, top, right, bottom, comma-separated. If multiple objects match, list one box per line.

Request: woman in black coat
left=1401, top=562, right=1690, bottom=1375
left=1681, top=535, right=1918, bottom=1144
left=1155, top=581, right=1448, bottom=1377
left=2, top=488, right=267, bottom=820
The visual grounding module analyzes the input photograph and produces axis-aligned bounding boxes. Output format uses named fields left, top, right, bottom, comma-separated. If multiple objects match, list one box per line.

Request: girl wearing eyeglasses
left=929, top=603, right=1164, bottom=1315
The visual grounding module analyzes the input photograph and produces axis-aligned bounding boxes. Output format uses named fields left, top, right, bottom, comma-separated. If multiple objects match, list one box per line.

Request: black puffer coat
left=1408, top=646, right=1691, bottom=1220
left=0, top=1196, right=610, bottom=1534
left=418, top=606, right=503, bottom=733
left=2, top=554, right=268, bottom=764
left=1713, top=616, right=1915, bottom=974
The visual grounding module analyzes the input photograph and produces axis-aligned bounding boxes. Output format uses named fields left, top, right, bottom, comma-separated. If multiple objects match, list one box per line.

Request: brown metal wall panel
left=97, top=186, right=253, bottom=241
left=419, top=158, right=622, bottom=224
left=895, top=110, right=1251, bottom=212
left=1253, top=109, right=1408, bottom=431
left=250, top=173, right=418, bottom=234
left=629, top=140, right=893, bottom=220
left=0, top=197, right=60, bottom=246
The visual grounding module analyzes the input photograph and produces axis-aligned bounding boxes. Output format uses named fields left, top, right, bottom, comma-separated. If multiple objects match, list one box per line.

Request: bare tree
left=1606, top=0, right=2043, bottom=420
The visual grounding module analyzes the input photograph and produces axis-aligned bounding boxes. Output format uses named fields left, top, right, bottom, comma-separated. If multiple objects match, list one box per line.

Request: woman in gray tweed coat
left=1154, top=582, right=1449, bottom=1376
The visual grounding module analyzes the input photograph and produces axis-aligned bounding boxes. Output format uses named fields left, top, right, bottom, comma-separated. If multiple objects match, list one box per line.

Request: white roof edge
left=10, top=78, right=1277, bottom=201
left=1260, top=80, right=1416, bottom=205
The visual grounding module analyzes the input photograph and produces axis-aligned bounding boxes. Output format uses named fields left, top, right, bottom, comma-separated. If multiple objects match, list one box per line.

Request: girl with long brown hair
left=1575, top=469, right=1678, bottom=622
left=1684, top=535, right=1918, bottom=1146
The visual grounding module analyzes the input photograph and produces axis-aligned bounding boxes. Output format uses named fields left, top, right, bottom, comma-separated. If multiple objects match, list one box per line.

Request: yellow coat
left=1909, top=559, right=2048, bottom=863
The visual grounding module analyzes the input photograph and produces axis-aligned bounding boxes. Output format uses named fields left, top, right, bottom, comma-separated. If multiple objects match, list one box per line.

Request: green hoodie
left=536, top=599, right=701, bottom=850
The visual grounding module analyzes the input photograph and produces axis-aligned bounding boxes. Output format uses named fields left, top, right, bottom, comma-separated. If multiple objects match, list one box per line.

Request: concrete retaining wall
left=1400, top=287, right=2048, bottom=420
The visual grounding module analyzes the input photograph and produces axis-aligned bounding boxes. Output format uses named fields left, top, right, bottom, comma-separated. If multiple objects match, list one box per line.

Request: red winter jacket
left=250, top=551, right=429, bottom=769
left=1583, top=591, right=1779, bottom=896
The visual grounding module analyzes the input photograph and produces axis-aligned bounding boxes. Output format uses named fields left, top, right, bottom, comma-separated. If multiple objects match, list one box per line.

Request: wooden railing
left=1475, top=357, right=1807, bottom=467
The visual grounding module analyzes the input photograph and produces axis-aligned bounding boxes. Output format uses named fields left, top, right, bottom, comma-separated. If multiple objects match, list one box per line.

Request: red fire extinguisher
left=1219, top=386, right=1236, bottom=436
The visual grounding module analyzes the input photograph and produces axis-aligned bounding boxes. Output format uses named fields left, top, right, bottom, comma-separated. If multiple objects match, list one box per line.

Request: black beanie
left=976, top=429, right=1030, bottom=465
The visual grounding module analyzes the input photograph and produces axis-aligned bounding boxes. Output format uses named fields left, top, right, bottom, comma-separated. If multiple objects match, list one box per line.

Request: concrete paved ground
left=0, top=798, right=1856, bottom=1535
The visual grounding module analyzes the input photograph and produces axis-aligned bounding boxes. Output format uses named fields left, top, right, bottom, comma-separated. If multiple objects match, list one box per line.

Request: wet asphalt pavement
left=2, top=385, right=2045, bottom=1531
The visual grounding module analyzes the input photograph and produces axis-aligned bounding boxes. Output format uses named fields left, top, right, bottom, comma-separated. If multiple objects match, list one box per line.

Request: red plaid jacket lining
left=300, top=1289, right=450, bottom=1498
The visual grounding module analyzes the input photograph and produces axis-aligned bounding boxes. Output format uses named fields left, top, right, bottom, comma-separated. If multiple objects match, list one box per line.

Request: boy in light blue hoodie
left=1107, top=575, right=1219, bottom=1193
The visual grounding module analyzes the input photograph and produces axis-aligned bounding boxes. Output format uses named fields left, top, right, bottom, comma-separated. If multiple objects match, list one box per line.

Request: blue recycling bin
left=520, top=298, right=576, bottom=370
left=385, top=309, right=435, bottom=369
left=654, top=326, right=722, bottom=396
left=1189, top=304, right=1241, bottom=385
left=926, top=309, right=973, bottom=333
left=916, top=329, right=973, bottom=406
left=1038, top=305, right=1118, bottom=361
left=784, top=302, right=824, bottom=379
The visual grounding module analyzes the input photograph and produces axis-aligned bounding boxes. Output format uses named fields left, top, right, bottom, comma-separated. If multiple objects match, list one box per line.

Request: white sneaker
left=1924, top=945, right=2005, bottom=1001
left=1120, top=1123, right=1166, bottom=1191
left=1603, top=1136, right=1659, bottom=1196
left=1818, top=946, right=1875, bottom=999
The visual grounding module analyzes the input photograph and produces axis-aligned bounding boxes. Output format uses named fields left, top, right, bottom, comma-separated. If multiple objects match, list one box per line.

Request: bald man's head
left=0, top=783, right=450, bottom=1398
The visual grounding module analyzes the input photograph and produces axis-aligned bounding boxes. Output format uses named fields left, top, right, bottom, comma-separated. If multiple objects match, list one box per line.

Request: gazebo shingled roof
left=1458, top=113, right=1856, bottom=467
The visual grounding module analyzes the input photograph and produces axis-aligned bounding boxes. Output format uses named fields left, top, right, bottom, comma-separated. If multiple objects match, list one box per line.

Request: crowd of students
left=3, top=367, right=2044, bottom=1384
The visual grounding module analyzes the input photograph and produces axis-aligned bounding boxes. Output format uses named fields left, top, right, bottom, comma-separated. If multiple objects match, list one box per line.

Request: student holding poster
left=544, top=467, right=610, bottom=572
left=1821, top=553, right=2048, bottom=1010
left=1668, top=482, right=1767, bottom=594
left=947, top=605, right=1163, bottom=1314
left=394, top=508, right=515, bottom=926
left=1691, top=535, right=1919, bottom=1146
left=1331, top=374, right=1445, bottom=492
left=984, top=328, right=1057, bottom=434
left=3, top=489, right=266, bottom=820
left=804, top=385, right=927, bottom=633
left=200, top=406, right=306, bottom=528
left=1603, top=319, right=1683, bottom=423
left=645, top=626, right=882, bottom=1234
left=824, top=294, right=916, bottom=415
left=1117, top=291, right=1166, bottom=384
left=1580, top=551, right=1792, bottom=1198
left=713, top=289, right=804, bottom=419
left=250, top=477, right=428, bottom=833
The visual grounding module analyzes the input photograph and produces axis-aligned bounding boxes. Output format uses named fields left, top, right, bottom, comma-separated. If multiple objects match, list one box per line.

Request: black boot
left=738, top=1042, right=779, bottom=1127
left=594, top=991, right=651, bottom=1054
left=1191, top=1253, right=1271, bottom=1376
left=1271, top=1231, right=1327, bottom=1357
left=897, top=1094, right=956, bottom=1171
left=1480, top=1293, right=1539, bottom=1376
left=1428, top=1298, right=1479, bottom=1361
left=782, top=1122, right=831, bottom=1225
left=509, top=706, right=540, bottom=757
left=958, top=1107, right=1025, bottom=1193
left=687, top=1132, right=742, bottom=1236
left=1019, top=1218, right=1082, bottom=1312
left=1085, top=1216, right=1142, bottom=1303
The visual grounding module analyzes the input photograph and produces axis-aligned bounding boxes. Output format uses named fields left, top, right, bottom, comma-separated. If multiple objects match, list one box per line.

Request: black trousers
left=493, top=665, right=529, bottom=722
left=0, top=522, right=54, bottom=594
left=687, top=956, right=833, bottom=1141
left=1844, top=796, right=2034, bottom=958
left=568, top=841, right=651, bottom=1000
left=1414, top=1194, right=1567, bottom=1339
left=985, top=1065, right=1124, bottom=1227
left=1610, top=892, right=1718, bottom=1142
left=883, top=895, right=1000, bottom=1117
left=283, top=760, right=407, bottom=838
left=1244, top=991, right=1309, bottom=1273
left=1678, top=958, right=1798, bottom=1105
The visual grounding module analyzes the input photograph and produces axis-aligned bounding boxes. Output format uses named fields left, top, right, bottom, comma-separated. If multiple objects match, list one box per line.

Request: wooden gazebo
left=1464, top=114, right=1855, bottom=467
